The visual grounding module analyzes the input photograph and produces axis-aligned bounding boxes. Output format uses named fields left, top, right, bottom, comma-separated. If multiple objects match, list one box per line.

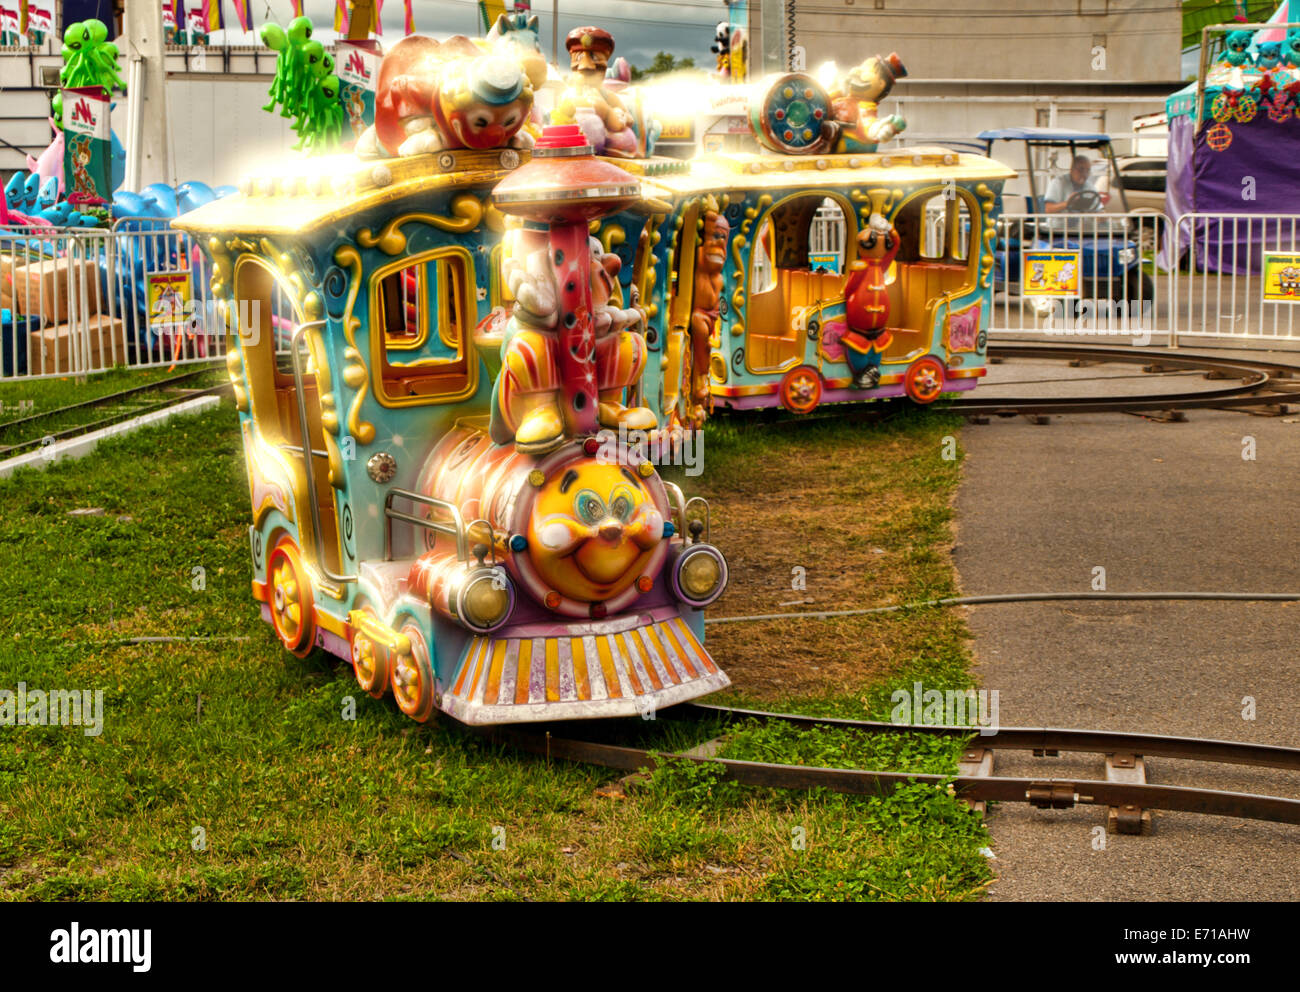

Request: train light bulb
left=464, top=578, right=511, bottom=629
left=681, top=553, right=721, bottom=599
left=636, top=575, right=654, bottom=592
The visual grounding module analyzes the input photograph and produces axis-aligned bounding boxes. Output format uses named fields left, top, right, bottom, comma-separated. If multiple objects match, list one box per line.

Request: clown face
left=526, top=461, right=664, bottom=603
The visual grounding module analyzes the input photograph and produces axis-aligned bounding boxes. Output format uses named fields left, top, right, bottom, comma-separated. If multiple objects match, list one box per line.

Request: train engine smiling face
left=528, top=459, right=664, bottom=604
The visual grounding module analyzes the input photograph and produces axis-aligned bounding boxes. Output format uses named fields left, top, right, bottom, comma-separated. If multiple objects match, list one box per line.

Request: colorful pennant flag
left=229, top=0, right=252, bottom=32
left=375, top=0, right=384, bottom=36
left=290, top=0, right=303, bottom=17
left=404, top=0, right=414, bottom=35
left=334, top=0, right=349, bottom=34
left=202, top=0, right=223, bottom=32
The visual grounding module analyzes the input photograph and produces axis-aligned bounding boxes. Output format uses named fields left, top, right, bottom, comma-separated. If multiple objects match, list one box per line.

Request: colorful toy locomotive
left=174, top=115, right=730, bottom=725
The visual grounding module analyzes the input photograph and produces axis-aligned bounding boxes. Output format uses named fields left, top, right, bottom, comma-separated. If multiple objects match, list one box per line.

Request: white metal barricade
left=1, top=219, right=300, bottom=381
left=987, top=211, right=1171, bottom=344
left=1170, top=213, right=1300, bottom=345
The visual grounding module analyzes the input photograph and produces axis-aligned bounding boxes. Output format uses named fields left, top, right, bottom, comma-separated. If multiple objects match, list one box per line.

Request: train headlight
left=456, top=567, right=516, bottom=633
left=670, top=545, right=728, bottom=608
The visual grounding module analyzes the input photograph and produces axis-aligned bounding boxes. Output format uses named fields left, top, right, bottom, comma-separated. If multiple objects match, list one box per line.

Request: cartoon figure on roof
left=359, top=33, right=536, bottom=158
left=828, top=54, right=908, bottom=154
left=552, top=27, right=638, bottom=158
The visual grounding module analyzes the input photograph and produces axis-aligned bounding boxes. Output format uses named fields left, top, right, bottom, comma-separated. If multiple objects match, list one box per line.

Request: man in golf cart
left=1043, top=154, right=1110, bottom=216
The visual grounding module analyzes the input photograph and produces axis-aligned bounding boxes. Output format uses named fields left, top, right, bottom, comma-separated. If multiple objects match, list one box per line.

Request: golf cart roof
left=977, top=127, right=1113, bottom=145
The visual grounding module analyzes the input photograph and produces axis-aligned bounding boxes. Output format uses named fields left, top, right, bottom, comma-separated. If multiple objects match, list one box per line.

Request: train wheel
left=904, top=357, right=946, bottom=405
left=350, top=607, right=389, bottom=699
left=268, top=539, right=315, bottom=657
left=392, top=622, right=436, bottom=723
left=779, top=365, right=823, bottom=414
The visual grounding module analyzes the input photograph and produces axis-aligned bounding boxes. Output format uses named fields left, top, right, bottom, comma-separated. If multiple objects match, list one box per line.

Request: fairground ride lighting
left=815, top=60, right=839, bottom=90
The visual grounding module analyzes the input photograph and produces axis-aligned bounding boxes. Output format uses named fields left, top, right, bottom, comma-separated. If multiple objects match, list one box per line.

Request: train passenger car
left=635, top=148, right=1016, bottom=425
left=173, top=135, right=731, bottom=725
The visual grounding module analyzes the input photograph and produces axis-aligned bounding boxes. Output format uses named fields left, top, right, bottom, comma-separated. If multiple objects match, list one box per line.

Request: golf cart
left=978, top=127, right=1155, bottom=304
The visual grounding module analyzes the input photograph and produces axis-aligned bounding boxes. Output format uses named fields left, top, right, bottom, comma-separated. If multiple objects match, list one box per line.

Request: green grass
left=0, top=398, right=991, bottom=901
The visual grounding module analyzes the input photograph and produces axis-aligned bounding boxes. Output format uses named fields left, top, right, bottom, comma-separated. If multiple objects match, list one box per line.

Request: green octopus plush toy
left=60, top=20, right=127, bottom=95
left=261, top=16, right=344, bottom=153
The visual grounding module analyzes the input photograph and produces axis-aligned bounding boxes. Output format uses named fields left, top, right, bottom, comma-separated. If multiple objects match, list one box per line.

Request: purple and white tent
left=1162, top=2, right=1300, bottom=273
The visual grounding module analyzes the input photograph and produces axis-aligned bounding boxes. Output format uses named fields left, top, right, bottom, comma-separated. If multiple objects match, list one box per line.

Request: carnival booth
left=1162, top=6, right=1300, bottom=273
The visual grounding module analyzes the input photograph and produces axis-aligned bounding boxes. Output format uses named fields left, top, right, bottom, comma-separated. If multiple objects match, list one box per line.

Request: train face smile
left=527, top=461, right=664, bottom=602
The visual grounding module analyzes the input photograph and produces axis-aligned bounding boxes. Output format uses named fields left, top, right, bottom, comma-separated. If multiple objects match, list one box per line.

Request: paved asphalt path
left=955, top=349, right=1300, bottom=901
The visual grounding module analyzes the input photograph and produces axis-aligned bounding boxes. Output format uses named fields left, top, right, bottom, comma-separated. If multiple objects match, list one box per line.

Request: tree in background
left=629, top=51, right=696, bottom=81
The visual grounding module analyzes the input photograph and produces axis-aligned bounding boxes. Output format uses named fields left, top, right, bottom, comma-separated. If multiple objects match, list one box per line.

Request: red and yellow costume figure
left=842, top=212, right=899, bottom=389
left=489, top=229, right=655, bottom=453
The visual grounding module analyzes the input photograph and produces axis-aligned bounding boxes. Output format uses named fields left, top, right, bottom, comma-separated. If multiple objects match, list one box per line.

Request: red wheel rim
left=905, top=358, right=945, bottom=404
left=779, top=366, right=823, bottom=414
left=268, top=539, right=315, bottom=657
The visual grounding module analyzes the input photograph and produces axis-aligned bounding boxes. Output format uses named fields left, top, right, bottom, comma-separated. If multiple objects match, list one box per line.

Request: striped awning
left=440, top=614, right=730, bottom=724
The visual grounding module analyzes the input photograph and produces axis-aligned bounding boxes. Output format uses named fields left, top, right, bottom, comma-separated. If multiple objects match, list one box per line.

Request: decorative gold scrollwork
left=356, top=194, right=486, bottom=255
left=334, top=245, right=376, bottom=445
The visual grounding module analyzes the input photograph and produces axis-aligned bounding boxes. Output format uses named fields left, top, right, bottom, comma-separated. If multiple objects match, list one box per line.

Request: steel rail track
left=0, top=368, right=230, bottom=458
left=954, top=343, right=1300, bottom=415
left=482, top=701, right=1300, bottom=829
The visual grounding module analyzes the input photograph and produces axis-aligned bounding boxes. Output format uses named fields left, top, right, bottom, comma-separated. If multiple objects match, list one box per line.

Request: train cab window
left=881, top=190, right=979, bottom=357
left=370, top=247, right=479, bottom=406
left=745, top=194, right=855, bottom=373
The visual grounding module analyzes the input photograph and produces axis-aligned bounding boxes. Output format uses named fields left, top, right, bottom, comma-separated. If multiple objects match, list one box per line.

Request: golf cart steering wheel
left=1065, top=189, right=1103, bottom=213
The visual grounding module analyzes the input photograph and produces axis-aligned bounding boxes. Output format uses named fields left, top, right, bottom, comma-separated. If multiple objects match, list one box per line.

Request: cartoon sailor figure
left=842, top=212, right=899, bottom=389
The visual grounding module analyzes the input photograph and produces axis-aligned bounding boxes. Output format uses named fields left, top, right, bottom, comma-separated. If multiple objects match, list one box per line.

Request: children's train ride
left=175, top=25, right=1013, bottom=724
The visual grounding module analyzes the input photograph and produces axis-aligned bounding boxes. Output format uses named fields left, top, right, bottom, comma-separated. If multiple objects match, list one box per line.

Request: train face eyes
left=575, top=490, right=604, bottom=525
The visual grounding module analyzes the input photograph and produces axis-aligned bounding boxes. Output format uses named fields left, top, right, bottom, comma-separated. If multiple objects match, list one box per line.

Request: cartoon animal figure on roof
left=486, top=12, right=549, bottom=93
left=829, top=54, right=908, bottom=154
left=552, top=27, right=638, bottom=158
left=1220, top=30, right=1256, bottom=67
left=489, top=229, right=655, bottom=453
left=688, top=200, right=729, bottom=429
left=358, top=33, right=536, bottom=158
left=842, top=213, right=900, bottom=389
left=711, top=21, right=731, bottom=79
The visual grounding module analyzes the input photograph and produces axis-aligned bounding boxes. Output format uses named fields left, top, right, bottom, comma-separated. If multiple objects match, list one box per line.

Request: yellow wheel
left=392, top=622, right=436, bottom=723
left=350, top=606, right=389, bottom=699
left=268, top=539, right=315, bottom=657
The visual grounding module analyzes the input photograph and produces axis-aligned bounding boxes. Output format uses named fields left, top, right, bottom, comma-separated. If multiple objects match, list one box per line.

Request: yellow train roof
left=637, top=148, right=1016, bottom=196
left=172, top=148, right=527, bottom=239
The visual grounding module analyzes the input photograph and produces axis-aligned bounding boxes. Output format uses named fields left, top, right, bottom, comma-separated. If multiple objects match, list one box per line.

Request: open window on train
left=745, top=193, right=856, bottom=373
left=917, top=192, right=973, bottom=263
left=370, top=246, right=478, bottom=407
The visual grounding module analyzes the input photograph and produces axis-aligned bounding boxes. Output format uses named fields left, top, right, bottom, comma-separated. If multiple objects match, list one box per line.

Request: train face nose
left=599, top=520, right=623, bottom=542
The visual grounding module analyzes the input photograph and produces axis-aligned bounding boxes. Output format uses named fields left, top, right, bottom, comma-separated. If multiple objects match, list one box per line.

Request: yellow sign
left=147, top=271, right=192, bottom=327
left=1023, top=250, right=1082, bottom=298
left=658, top=118, right=695, bottom=143
left=1262, top=253, right=1300, bottom=304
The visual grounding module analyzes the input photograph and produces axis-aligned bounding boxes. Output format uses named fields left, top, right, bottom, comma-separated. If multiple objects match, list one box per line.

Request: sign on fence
left=147, top=271, right=192, bottom=326
left=1023, top=249, right=1082, bottom=299
left=1261, top=253, right=1300, bottom=304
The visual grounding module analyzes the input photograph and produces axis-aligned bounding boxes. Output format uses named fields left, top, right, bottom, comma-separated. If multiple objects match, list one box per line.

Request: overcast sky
left=212, top=0, right=724, bottom=71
